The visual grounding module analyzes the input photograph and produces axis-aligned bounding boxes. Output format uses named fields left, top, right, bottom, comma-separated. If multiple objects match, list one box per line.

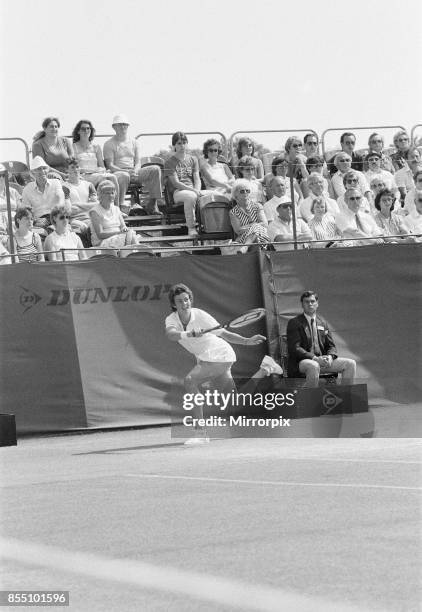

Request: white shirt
left=22, top=179, right=65, bottom=219
left=268, top=217, right=312, bottom=250
left=394, top=167, right=414, bottom=191
left=331, top=170, right=370, bottom=198
left=165, top=308, right=236, bottom=363
left=335, top=207, right=382, bottom=244
left=299, top=196, right=339, bottom=222
left=404, top=210, right=422, bottom=238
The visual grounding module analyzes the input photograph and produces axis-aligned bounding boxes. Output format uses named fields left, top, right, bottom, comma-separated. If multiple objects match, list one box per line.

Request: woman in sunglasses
left=229, top=179, right=269, bottom=250
left=200, top=139, right=234, bottom=194
left=44, top=205, right=87, bottom=261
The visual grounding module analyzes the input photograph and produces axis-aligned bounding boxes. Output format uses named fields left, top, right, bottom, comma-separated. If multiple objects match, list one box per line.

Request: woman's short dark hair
left=236, top=138, right=255, bottom=159
left=271, top=154, right=288, bottom=175
left=375, top=188, right=396, bottom=211
left=306, top=155, right=324, bottom=172
left=72, top=119, right=96, bottom=143
left=172, top=131, right=188, bottom=146
left=203, top=138, right=222, bottom=159
left=413, top=170, right=422, bottom=182
left=168, top=283, right=193, bottom=311
left=14, top=206, right=33, bottom=228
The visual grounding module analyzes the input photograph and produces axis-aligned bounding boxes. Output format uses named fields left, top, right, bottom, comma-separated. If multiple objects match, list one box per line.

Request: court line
left=0, top=537, right=369, bottom=612
left=126, top=473, right=421, bottom=491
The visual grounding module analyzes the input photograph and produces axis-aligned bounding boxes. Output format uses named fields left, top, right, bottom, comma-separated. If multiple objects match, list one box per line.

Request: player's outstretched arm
left=220, top=331, right=266, bottom=346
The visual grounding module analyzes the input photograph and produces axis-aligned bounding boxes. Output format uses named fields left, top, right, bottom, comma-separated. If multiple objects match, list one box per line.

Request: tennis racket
left=201, top=308, right=266, bottom=334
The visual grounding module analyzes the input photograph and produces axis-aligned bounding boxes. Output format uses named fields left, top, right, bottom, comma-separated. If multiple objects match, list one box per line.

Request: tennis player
left=165, top=283, right=281, bottom=444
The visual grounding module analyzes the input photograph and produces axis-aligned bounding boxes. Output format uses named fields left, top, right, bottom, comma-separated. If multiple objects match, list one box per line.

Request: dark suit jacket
left=286, top=313, right=337, bottom=377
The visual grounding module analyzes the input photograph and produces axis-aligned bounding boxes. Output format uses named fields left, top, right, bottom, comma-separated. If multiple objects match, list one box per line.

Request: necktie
left=355, top=213, right=365, bottom=233
left=311, top=318, right=321, bottom=356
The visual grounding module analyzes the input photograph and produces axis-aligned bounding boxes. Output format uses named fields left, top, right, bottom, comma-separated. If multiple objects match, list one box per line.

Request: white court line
left=0, top=537, right=369, bottom=612
left=126, top=473, right=421, bottom=491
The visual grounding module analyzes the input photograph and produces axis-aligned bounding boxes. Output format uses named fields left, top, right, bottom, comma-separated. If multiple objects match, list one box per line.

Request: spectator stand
left=135, top=131, right=229, bottom=229
left=321, top=125, right=407, bottom=168
left=228, top=128, right=319, bottom=175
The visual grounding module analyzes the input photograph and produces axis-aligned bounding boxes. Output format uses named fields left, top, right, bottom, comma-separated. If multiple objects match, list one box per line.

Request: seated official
left=264, top=176, right=298, bottom=222
left=103, top=114, right=162, bottom=214
left=13, top=207, right=44, bottom=263
left=308, top=198, right=339, bottom=248
left=44, top=205, right=87, bottom=261
left=89, top=180, right=139, bottom=248
left=22, top=156, right=65, bottom=231
left=299, top=173, right=339, bottom=222
left=286, top=290, right=356, bottom=387
left=200, top=139, right=234, bottom=194
left=373, top=189, right=414, bottom=242
left=229, top=179, right=269, bottom=247
left=335, top=188, right=383, bottom=246
left=268, top=201, right=311, bottom=250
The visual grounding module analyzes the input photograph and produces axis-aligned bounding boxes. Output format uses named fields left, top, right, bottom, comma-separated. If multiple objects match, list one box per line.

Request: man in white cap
left=22, top=157, right=65, bottom=229
left=103, top=114, right=162, bottom=215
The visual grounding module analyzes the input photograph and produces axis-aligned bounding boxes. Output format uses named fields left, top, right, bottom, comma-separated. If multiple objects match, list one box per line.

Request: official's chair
left=281, top=334, right=338, bottom=384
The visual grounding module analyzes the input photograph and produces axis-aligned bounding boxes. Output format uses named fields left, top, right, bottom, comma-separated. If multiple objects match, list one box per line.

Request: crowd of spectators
left=0, top=120, right=421, bottom=263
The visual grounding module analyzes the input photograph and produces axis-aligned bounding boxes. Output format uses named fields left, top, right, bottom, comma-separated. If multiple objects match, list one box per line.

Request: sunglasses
left=398, top=137, right=409, bottom=142
left=57, top=214, right=70, bottom=220
left=208, top=148, right=219, bottom=153
left=348, top=197, right=362, bottom=201
left=346, top=178, right=359, bottom=182
left=238, top=189, right=251, bottom=194
left=291, top=144, right=302, bottom=148
left=279, top=204, right=293, bottom=209
left=80, top=126, right=91, bottom=131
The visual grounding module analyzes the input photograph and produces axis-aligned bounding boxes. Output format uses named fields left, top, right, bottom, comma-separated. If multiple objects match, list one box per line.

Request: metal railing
left=0, top=137, right=31, bottom=167
left=135, top=131, right=228, bottom=159
left=410, top=124, right=422, bottom=146
left=321, top=125, right=406, bottom=160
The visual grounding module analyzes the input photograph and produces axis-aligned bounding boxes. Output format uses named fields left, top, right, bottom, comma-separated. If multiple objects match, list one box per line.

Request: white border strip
left=126, top=473, right=421, bottom=491
left=0, top=537, right=368, bottom=612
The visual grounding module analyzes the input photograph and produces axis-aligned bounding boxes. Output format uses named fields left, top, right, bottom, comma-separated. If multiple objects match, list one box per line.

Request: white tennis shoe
left=260, top=355, right=283, bottom=376
left=184, top=437, right=210, bottom=446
